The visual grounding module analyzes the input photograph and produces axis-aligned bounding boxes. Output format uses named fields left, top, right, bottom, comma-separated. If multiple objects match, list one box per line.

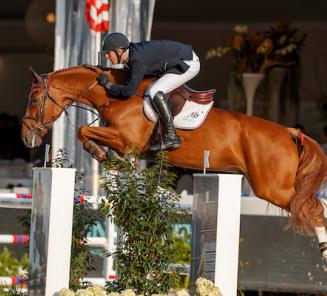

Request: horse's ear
left=29, top=66, right=43, bottom=84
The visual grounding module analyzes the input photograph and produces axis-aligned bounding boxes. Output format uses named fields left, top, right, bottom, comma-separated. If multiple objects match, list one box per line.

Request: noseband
left=23, top=74, right=67, bottom=137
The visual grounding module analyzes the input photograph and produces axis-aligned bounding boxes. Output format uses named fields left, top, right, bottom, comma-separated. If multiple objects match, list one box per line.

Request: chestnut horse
left=22, top=65, right=327, bottom=257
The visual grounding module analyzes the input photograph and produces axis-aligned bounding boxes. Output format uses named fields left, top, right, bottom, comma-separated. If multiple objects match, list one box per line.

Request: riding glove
left=97, top=73, right=113, bottom=90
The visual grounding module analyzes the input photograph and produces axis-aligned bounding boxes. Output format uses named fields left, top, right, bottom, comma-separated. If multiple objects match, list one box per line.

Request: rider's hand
left=97, top=73, right=112, bottom=90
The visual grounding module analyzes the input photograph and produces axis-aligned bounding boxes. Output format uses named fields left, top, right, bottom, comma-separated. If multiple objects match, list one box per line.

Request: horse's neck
left=106, top=68, right=154, bottom=94
left=50, top=66, right=153, bottom=109
left=51, top=67, right=101, bottom=107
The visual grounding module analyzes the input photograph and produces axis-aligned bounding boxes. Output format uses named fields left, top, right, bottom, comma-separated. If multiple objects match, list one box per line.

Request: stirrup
left=150, top=136, right=181, bottom=151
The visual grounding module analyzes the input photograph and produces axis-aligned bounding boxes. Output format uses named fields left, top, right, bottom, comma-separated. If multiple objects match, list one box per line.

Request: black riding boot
left=150, top=91, right=181, bottom=151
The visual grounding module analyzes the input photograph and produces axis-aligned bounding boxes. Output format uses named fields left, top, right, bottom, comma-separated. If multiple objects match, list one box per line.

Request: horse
left=21, top=65, right=327, bottom=257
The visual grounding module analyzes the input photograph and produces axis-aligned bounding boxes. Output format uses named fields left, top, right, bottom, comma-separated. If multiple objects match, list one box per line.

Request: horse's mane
left=51, top=64, right=100, bottom=75
left=51, top=64, right=128, bottom=75
left=49, top=64, right=130, bottom=86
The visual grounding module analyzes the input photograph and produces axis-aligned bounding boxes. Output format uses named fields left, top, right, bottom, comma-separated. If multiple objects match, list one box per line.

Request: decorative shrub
left=101, top=152, right=183, bottom=295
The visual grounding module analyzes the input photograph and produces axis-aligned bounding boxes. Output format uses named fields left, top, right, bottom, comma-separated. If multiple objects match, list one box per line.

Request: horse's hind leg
left=255, top=184, right=327, bottom=259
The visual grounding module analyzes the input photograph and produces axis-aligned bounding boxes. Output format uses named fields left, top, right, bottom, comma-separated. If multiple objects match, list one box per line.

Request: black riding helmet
left=101, top=32, right=130, bottom=53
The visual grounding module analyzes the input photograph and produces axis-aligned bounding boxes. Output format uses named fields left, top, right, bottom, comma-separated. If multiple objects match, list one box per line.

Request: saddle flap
left=143, top=98, right=214, bottom=130
left=164, top=92, right=186, bottom=117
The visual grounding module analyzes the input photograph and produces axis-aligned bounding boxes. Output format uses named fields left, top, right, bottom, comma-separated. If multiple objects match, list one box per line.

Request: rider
left=96, top=32, right=200, bottom=151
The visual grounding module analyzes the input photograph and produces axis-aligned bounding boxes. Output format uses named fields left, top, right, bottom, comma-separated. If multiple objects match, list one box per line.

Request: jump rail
left=0, top=277, right=27, bottom=286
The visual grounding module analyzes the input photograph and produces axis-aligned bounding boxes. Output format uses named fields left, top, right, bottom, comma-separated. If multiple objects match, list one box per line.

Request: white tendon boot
left=315, top=226, right=327, bottom=259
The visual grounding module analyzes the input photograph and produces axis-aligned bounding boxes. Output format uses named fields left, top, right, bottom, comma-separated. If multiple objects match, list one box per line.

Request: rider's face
left=106, top=51, right=119, bottom=64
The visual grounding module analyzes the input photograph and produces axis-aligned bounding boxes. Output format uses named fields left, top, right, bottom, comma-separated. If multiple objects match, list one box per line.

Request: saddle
left=164, top=85, right=216, bottom=117
left=144, top=84, right=215, bottom=130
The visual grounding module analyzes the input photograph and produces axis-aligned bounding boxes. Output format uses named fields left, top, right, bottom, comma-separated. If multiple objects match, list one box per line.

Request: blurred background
left=0, top=1, right=327, bottom=295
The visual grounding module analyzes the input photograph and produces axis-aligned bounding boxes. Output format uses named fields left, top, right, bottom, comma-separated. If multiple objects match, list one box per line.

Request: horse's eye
left=31, top=98, right=38, bottom=105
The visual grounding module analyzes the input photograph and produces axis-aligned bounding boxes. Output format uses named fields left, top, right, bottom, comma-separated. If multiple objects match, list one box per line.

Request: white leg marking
left=315, top=226, right=327, bottom=259
left=315, top=226, right=327, bottom=243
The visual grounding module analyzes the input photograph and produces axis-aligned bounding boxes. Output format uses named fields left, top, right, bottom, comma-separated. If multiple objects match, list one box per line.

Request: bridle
left=23, top=74, right=66, bottom=137
left=23, top=74, right=99, bottom=137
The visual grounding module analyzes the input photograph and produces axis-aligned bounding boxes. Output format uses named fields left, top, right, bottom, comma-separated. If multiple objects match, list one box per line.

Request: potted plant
left=206, top=24, right=304, bottom=116
left=206, top=25, right=274, bottom=115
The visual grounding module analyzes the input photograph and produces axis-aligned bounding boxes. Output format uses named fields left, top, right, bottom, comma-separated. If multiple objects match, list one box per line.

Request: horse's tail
left=289, top=128, right=327, bottom=234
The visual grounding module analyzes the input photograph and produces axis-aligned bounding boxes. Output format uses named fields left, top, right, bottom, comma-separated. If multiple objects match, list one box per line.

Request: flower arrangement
left=264, top=21, right=306, bottom=64
left=206, top=22, right=305, bottom=74
left=195, top=277, right=223, bottom=296
left=206, top=25, right=273, bottom=73
left=58, top=278, right=223, bottom=296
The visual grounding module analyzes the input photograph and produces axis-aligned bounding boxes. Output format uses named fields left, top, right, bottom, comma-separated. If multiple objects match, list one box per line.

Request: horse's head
left=21, top=64, right=148, bottom=149
left=21, top=67, right=66, bottom=148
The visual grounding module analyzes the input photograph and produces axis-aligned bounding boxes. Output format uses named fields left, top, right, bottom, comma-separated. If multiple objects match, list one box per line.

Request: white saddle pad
left=143, top=97, right=213, bottom=130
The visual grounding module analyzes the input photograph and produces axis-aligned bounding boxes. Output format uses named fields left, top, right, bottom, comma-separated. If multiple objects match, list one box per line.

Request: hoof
left=319, top=242, right=327, bottom=259
left=107, top=149, right=124, bottom=161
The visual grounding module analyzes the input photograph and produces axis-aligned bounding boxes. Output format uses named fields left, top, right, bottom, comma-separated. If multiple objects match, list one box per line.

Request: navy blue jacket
left=109, top=40, right=193, bottom=98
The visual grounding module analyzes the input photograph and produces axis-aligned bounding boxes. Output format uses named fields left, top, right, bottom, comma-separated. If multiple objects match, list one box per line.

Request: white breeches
left=147, top=51, right=200, bottom=99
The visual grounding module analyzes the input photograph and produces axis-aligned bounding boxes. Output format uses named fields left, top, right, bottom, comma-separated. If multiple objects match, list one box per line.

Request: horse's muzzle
left=21, top=127, right=43, bottom=148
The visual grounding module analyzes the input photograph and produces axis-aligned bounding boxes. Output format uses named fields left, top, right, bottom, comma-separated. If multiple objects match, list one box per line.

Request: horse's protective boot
left=150, top=91, right=181, bottom=151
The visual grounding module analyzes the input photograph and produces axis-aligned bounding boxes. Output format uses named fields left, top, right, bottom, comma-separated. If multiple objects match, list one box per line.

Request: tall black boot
left=150, top=91, right=181, bottom=151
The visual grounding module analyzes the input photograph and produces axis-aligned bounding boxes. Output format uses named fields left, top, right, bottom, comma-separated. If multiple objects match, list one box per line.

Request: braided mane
left=51, top=64, right=101, bottom=75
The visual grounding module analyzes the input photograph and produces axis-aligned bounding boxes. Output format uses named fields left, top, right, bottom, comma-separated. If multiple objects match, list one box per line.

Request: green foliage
left=101, top=152, right=183, bottom=295
left=57, top=150, right=101, bottom=291
left=52, top=149, right=73, bottom=168
left=70, top=201, right=101, bottom=290
left=0, top=247, right=28, bottom=276
left=17, top=211, right=31, bottom=254
left=0, top=248, right=28, bottom=296
left=0, top=287, right=27, bottom=296
left=171, top=225, right=191, bottom=290
left=172, top=226, right=191, bottom=265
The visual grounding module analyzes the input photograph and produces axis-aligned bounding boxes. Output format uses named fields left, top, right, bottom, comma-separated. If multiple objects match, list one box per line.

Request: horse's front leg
left=77, top=125, right=125, bottom=161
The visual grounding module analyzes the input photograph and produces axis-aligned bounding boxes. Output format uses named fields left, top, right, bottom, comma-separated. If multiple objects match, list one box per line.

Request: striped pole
left=0, top=277, right=27, bottom=286
left=0, top=193, right=32, bottom=199
left=0, top=235, right=110, bottom=247
left=0, top=194, right=98, bottom=209
left=0, top=235, right=29, bottom=245
left=0, top=193, right=108, bottom=204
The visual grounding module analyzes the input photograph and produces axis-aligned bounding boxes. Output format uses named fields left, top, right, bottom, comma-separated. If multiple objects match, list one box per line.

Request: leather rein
left=23, top=74, right=99, bottom=137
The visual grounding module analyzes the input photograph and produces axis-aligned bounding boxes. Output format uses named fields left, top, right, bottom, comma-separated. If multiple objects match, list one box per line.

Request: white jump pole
left=215, top=174, right=243, bottom=296
left=28, top=168, right=76, bottom=296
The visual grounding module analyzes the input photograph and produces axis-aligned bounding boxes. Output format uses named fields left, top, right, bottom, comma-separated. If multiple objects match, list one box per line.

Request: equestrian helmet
left=101, top=33, right=130, bottom=53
